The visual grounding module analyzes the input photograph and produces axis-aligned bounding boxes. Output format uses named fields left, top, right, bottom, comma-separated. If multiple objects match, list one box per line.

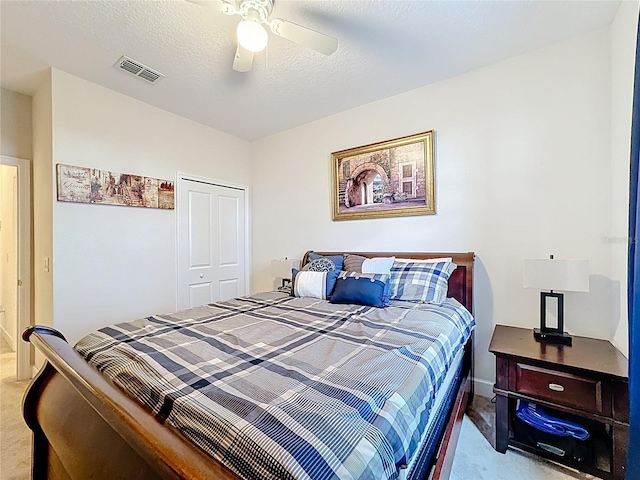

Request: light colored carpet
left=0, top=351, right=31, bottom=480
left=0, top=359, right=597, bottom=480
left=0, top=336, right=13, bottom=355
left=450, top=396, right=595, bottom=480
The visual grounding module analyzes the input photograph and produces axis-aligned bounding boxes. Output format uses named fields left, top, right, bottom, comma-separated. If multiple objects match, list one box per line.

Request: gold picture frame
left=332, top=130, right=435, bottom=221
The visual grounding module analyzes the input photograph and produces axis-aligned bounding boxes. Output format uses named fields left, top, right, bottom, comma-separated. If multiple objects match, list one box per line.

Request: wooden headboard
left=302, top=251, right=475, bottom=313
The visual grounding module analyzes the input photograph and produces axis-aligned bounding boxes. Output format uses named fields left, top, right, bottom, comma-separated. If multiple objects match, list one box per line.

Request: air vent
left=115, top=56, right=165, bottom=84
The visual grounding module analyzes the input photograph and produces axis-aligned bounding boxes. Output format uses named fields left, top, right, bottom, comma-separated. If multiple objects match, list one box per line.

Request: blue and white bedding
left=75, top=292, right=474, bottom=480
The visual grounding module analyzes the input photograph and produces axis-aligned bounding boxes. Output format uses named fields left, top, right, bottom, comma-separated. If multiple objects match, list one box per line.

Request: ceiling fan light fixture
left=187, top=0, right=337, bottom=72
left=237, top=20, right=268, bottom=52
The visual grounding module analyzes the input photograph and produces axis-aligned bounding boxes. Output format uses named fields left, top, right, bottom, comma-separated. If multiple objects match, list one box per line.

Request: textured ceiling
left=1, top=0, right=621, bottom=140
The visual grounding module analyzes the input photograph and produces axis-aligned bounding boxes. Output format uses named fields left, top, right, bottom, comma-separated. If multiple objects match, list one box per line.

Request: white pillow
left=292, top=271, right=327, bottom=299
left=394, top=257, right=453, bottom=264
left=362, top=256, right=395, bottom=275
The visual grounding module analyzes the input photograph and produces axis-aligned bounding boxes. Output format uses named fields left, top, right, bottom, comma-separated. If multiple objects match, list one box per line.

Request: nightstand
left=489, top=325, right=629, bottom=479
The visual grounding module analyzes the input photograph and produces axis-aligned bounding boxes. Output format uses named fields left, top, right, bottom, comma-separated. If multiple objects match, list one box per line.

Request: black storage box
left=512, top=415, right=594, bottom=464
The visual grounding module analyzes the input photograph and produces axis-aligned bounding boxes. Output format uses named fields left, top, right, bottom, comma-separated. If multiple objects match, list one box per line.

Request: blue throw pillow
left=330, top=272, right=389, bottom=308
left=339, top=271, right=391, bottom=305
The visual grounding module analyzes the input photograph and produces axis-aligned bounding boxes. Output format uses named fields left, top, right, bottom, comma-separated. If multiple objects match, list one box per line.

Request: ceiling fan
left=187, top=0, right=338, bottom=72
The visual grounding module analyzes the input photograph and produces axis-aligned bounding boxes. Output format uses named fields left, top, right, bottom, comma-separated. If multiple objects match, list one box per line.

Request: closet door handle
left=548, top=382, right=565, bottom=392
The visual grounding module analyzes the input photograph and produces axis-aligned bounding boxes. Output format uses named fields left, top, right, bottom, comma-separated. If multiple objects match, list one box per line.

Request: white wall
left=32, top=70, right=54, bottom=339
left=610, top=1, right=639, bottom=358
left=1, top=88, right=32, bottom=160
left=48, top=69, right=252, bottom=344
left=251, top=28, right=614, bottom=394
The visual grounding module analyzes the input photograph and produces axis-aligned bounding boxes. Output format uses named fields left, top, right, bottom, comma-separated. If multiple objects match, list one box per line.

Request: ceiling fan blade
left=269, top=19, right=338, bottom=56
left=233, top=43, right=254, bottom=72
left=185, top=0, right=231, bottom=13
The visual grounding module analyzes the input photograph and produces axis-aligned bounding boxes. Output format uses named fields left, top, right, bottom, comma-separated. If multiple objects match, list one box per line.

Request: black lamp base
left=533, top=328, right=572, bottom=346
left=535, top=291, right=572, bottom=346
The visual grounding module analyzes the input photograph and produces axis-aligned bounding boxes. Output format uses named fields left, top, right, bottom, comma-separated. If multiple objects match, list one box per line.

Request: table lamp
left=271, top=258, right=301, bottom=290
left=523, top=255, right=589, bottom=346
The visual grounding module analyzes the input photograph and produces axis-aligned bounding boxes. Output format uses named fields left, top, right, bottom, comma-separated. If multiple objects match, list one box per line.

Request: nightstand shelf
left=489, top=325, right=629, bottom=479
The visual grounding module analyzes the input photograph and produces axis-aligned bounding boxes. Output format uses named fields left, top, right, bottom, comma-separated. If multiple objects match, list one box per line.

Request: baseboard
left=0, top=323, right=16, bottom=352
left=473, top=378, right=494, bottom=399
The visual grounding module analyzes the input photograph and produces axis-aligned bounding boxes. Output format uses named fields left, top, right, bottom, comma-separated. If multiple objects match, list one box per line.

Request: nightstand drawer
left=511, top=363, right=608, bottom=415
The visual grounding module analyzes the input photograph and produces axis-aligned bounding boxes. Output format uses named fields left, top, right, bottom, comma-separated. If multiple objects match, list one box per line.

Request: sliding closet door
left=178, top=177, right=246, bottom=309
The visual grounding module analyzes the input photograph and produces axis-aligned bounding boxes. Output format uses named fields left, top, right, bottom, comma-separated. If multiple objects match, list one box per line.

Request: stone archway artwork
left=332, top=130, right=435, bottom=221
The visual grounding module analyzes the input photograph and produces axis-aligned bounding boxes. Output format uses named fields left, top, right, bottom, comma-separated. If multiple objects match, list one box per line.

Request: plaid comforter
left=75, top=292, right=474, bottom=480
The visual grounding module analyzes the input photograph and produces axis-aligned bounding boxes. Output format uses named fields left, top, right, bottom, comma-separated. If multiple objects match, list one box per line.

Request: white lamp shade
left=523, top=259, right=589, bottom=292
left=237, top=20, right=268, bottom=52
left=271, top=258, right=300, bottom=279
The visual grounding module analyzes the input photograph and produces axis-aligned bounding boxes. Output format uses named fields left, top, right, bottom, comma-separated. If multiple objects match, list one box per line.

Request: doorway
left=0, top=157, right=31, bottom=380
left=177, top=174, right=249, bottom=310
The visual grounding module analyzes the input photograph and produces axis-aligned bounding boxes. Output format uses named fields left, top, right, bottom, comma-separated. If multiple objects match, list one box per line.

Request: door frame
left=176, top=172, right=250, bottom=310
left=0, top=155, right=32, bottom=380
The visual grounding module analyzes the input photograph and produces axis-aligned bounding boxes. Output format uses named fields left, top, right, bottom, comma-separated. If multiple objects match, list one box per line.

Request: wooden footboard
left=23, top=326, right=472, bottom=480
left=23, top=326, right=238, bottom=480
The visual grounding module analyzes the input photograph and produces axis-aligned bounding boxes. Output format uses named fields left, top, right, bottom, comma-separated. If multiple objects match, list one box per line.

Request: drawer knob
left=548, top=382, right=565, bottom=392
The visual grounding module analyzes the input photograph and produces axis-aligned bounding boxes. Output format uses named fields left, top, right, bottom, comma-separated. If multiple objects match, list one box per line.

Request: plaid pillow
left=389, top=261, right=457, bottom=304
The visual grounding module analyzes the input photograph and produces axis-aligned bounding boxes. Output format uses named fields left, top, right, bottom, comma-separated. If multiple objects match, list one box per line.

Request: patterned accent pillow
left=308, top=258, right=336, bottom=272
left=308, top=253, right=344, bottom=271
left=330, top=272, right=390, bottom=308
left=389, top=261, right=457, bottom=304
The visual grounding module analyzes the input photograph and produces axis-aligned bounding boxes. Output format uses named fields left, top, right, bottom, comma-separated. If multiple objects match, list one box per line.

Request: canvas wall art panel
left=332, top=131, right=435, bottom=221
left=56, top=164, right=174, bottom=209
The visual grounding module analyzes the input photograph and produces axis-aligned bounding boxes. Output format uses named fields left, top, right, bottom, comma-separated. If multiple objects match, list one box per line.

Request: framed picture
left=332, top=130, right=435, bottom=221
left=56, top=164, right=174, bottom=209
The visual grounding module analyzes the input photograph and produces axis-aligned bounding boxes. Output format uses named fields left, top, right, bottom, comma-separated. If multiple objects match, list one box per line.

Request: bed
left=22, top=251, right=474, bottom=480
